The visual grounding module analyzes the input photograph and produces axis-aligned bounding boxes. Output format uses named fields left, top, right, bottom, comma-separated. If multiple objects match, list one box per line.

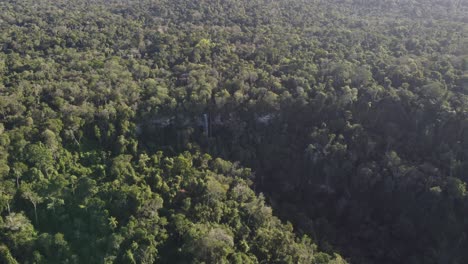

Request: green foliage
left=0, top=0, right=466, bottom=263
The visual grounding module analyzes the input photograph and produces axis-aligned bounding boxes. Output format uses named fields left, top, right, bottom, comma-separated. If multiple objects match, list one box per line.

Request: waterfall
left=203, top=113, right=209, bottom=136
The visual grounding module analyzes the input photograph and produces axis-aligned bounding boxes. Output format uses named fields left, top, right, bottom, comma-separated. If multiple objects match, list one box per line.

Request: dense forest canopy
left=0, top=0, right=467, bottom=263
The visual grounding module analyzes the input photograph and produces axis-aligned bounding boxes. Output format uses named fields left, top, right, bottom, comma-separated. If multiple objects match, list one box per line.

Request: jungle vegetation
left=0, top=0, right=467, bottom=263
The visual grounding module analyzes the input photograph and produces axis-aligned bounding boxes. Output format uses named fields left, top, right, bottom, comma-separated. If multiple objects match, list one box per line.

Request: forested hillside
left=0, top=0, right=467, bottom=263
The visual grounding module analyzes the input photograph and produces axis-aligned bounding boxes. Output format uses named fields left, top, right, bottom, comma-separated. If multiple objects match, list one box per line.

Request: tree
left=0, top=181, right=15, bottom=214
left=11, top=162, right=27, bottom=189
left=0, top=244, right=19, bottom=264
left=21, top=184, right=43, bottom=225
left=1, top=212, right=37, bottom=253
left=25, top=143, right=54, bottom=178
left=189, top=226, right=235, bottom=263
